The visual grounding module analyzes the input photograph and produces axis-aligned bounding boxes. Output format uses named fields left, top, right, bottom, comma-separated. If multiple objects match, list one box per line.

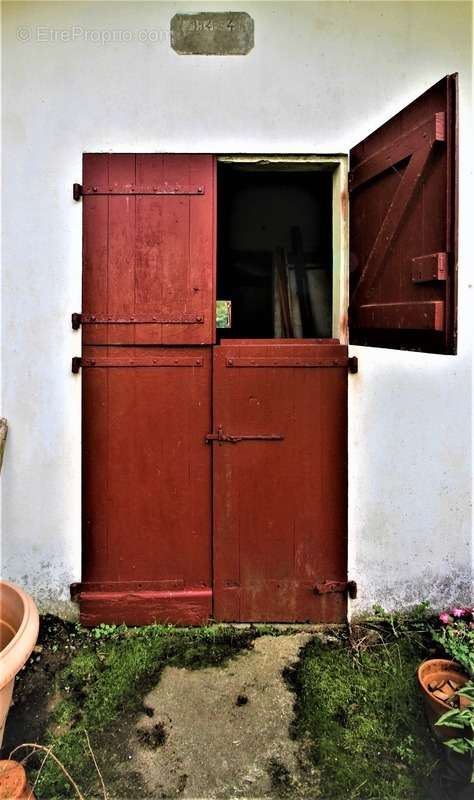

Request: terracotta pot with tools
left=417, top=658, right=470, bottom=741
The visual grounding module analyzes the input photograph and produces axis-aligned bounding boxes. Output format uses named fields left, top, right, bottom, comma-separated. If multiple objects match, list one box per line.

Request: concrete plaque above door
left=170, top=12, right=254, bottom=55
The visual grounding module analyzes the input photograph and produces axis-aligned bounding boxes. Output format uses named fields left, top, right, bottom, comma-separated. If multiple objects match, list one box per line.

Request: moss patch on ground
left=5, top=613, right=442, bottom=800
left=10, top=623, right=264, bottom=799
left=290, top=621, right=438, bottom=800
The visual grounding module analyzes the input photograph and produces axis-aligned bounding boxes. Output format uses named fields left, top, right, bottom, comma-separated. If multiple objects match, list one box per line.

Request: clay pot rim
left=0, top=581, right=39, bottom=691
left=417, top=657, right=470, bottom=712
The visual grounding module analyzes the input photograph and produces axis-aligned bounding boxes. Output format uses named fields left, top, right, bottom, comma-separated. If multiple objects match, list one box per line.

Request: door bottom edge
left=78, top=587, right=212, bottom=627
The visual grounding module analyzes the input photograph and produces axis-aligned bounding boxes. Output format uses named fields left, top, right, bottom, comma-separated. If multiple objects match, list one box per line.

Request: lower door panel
left=212, top=341, right=348, bottom=623
left=78, top=346, right=212, bottom=626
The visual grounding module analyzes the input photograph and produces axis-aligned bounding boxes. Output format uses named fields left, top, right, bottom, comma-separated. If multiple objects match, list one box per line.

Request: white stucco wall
left=1, top=0, right=472, bottom=617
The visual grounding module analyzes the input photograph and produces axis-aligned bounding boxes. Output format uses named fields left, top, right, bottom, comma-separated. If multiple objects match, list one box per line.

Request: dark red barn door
left=349, top=74, right=457, bottom=354
left=212, top=341, right=348, bottom=622
left=77, top=154, right=215, bottom=626
left=82, top=154, right=216, bottom=346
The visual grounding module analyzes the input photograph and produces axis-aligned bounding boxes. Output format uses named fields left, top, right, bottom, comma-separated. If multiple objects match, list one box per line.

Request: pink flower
left=451, top=607, right=464, bottom=618
left=439, top=612, right=451, bottom=624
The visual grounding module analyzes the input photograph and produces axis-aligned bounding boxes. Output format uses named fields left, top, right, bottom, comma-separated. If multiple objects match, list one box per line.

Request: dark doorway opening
left=217, top=163, right=333, bottom=340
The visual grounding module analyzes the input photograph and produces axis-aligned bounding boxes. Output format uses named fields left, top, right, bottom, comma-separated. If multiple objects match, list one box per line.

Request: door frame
left=217, top=155, right=349, bottom=343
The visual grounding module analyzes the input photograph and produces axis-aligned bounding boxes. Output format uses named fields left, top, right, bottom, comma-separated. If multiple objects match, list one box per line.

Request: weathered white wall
left=1, top=0, right=472, bottom=616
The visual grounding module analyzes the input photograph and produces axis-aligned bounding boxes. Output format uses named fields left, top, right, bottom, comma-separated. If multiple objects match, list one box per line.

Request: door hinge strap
left=314, top=580, right=357, bottom=599
left=226, top=357, right=349, bottom=368
left=205, top=426, right=284, bottom=444
left=73, top=357, right=203, bottom=371
left=72, top=313, right=204, bottom=329
left=73, top=183, right=205, bottom=198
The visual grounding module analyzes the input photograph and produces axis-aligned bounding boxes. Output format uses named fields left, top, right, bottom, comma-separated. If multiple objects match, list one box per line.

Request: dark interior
left=217, top=163, right=333, bottom=340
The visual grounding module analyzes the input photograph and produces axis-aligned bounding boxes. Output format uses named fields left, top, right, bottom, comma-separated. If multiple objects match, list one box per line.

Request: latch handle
left=205, top=426, right=284, bottom=445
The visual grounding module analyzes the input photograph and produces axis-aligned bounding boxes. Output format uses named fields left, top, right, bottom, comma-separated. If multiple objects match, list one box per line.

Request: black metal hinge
left=314, top=580, right=358, bottom=599
left=73, top=183, right=83, bottom=201
left=348, top=356, right=358, bottom=374
left=70, top=582, right=81, bottom=602
left=72, top=312, right=82, bottom=330
left=71, top=357, right=82, bottom=374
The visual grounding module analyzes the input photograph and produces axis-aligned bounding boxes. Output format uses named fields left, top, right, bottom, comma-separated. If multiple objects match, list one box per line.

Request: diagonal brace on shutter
left=349, top=113, right=446, bottom=309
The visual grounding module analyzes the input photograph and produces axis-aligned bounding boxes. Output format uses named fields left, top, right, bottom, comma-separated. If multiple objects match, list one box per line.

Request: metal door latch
left=205, top=426, right=284, bottom=445
left=314, top=580, right=358, bottom=599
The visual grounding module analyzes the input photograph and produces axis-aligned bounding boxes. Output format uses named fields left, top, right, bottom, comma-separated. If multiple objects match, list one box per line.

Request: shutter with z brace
left=349, top=74, right=458, bottom=354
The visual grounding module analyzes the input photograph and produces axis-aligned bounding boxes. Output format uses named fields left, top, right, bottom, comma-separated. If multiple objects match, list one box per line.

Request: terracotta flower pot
left=0, top=581, right=39, bottom=748
left=0, top=760, right=36, bottom=799
left=417, top=658, right=470, bottom=741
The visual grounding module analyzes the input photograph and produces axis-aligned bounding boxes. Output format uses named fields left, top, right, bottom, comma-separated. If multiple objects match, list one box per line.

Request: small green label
left=216, top=300, right=232, bottom=329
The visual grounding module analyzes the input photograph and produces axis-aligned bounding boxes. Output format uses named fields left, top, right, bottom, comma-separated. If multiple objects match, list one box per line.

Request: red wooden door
left=349, top=74, right=457, bottom=354
left=80, top=347, right=212, bottom=626
left=82, top=154, right=216, bottom=346
left=77, top=154, right=216, bottom=626
left=212, top=341, right=348, bottom=623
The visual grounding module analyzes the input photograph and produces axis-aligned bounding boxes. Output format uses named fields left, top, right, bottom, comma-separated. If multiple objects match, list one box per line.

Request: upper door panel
left=82, top=154, right=216, bottom=345
left=349, top=75, right=457, bottom=353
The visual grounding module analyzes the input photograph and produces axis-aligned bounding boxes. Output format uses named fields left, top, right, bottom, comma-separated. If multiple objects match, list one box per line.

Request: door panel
left=79, top=346, right=212, bottom=626
left=349, top=74, right=457, bottom=353
left=82, top=154, right=216, bottom=346
left=212, top=341, right=348, bottom=622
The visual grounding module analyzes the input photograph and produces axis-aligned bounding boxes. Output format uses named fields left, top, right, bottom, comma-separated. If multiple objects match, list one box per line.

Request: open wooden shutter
left=81, top=154, right=216, bottom=345
left=349, top=75, right=457, bottom=353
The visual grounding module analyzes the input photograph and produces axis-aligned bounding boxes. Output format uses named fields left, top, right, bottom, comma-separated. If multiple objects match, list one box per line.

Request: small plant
left=92, top=623, right=119, bottom=641
left=436, top=683, right=474, bottom=755
left=432, top=607, right=474, bottom=678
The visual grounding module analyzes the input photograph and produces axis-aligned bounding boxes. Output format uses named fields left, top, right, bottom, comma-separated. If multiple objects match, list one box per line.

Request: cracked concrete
left=130, top=633, right=319, bottom=799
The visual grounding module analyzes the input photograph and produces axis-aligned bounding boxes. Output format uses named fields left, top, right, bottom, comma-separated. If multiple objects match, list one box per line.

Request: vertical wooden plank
left=188, top=155, right=216, bottom=345
left=82, top=155, right=108, bottom=345
left=108, top=155, right=136, bottom=344
left=82, top=364, right=110, bottom=581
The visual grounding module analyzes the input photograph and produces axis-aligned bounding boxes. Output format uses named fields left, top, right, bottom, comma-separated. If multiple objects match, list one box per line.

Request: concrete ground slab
left=130, top=633, right=319, bottom=799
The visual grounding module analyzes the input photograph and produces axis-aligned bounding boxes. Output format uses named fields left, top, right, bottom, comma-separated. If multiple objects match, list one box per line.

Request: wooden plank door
left=80, top=347, right=212, bottom=626
left=349, top=74, right=457, bottom=354
left=82, top=154, right=216, bottom=346
left=77, top=154, right=216, bottom=626
left=212, top=340, right=348, bottom=622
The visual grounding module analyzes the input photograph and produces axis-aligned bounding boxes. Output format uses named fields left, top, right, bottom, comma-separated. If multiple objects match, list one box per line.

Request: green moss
left=32, top=624, right=259, bottom=799
left=292, top=636, right=437, bottom=800
left=24, top=616, right=439, bottom=800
